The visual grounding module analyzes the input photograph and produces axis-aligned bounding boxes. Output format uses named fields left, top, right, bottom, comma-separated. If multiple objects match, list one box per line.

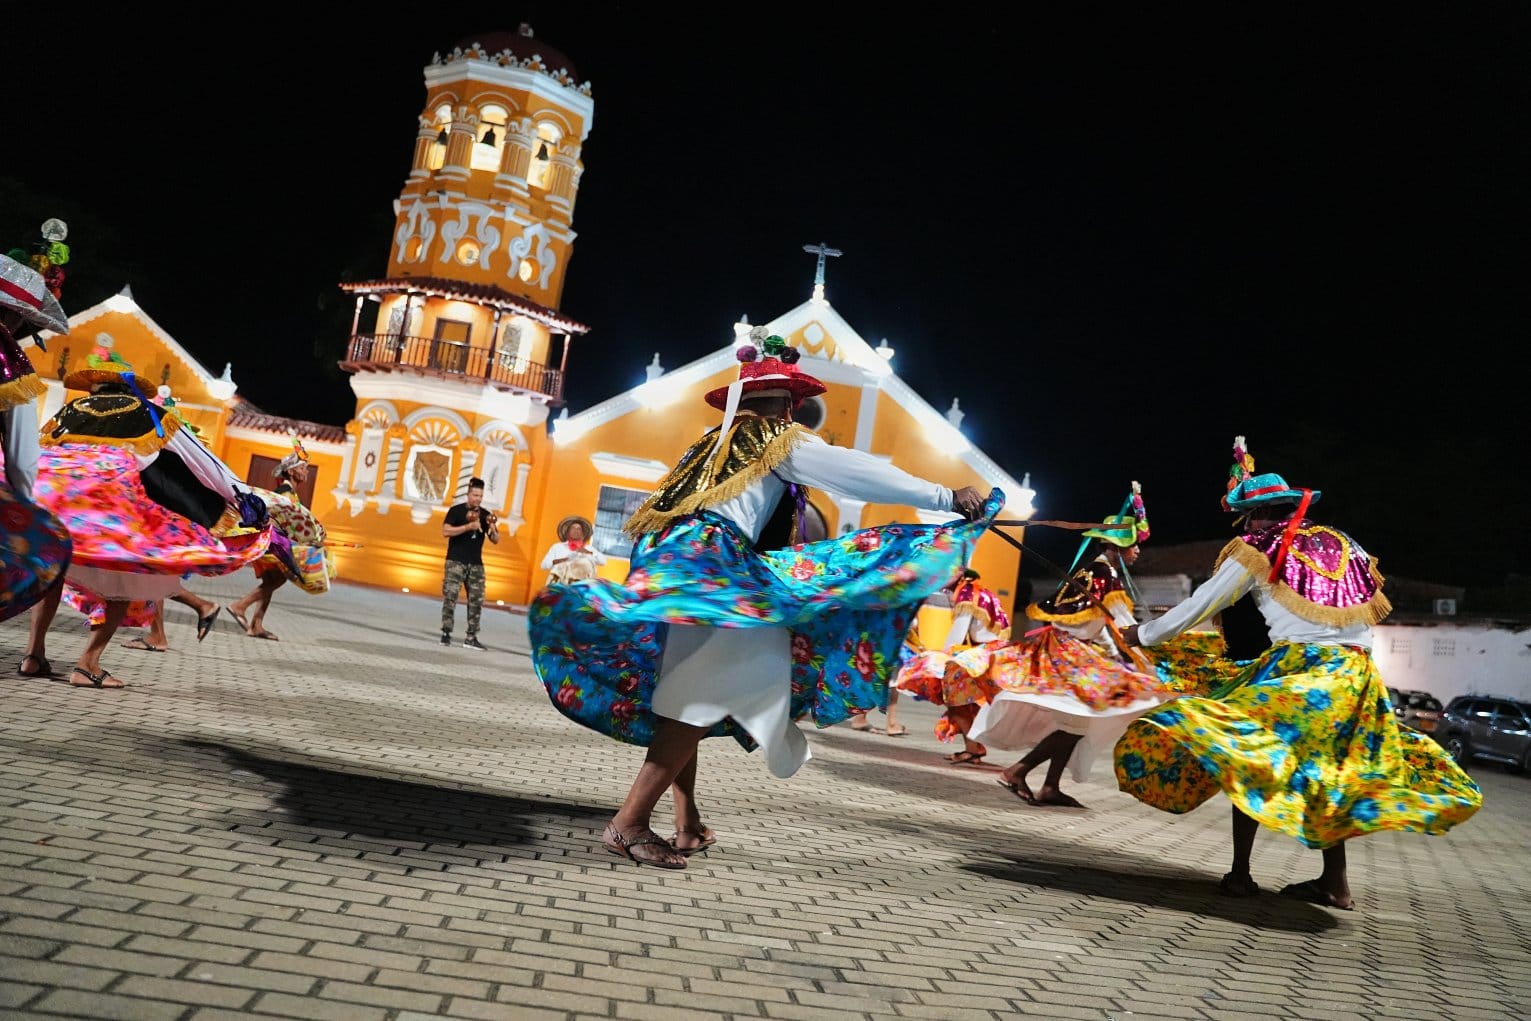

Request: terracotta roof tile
left=339, top=277, right=590, bottom=333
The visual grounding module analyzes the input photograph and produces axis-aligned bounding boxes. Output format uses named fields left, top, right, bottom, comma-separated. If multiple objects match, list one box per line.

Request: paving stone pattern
left=1, top=571, right=1528, bottom=1020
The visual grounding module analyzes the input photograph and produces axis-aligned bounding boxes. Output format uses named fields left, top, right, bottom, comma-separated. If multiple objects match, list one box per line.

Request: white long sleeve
left=2, top=403, right=40, bottom=501
left=1139, top=555, right=1373, bottom=650
left=541, top=541, right=607, bottom=570
left=706, top=430, right=955, bottom=544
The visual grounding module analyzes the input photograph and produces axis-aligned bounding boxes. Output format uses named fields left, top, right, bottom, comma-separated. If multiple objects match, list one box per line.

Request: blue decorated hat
left=1222, top=437, right=1320, bottom=511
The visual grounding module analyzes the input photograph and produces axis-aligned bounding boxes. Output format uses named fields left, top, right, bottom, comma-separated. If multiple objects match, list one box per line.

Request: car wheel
left=1444, top=736, right=1471, bottom=764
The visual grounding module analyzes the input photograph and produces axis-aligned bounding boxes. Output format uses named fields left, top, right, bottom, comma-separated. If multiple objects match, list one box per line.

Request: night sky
left=4, top=5, right=1526, bottom=590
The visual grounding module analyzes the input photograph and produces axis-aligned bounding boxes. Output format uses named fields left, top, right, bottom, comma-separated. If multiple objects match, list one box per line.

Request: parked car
left=1387, top=688, right=1444, bottom=734
left=1434, top=696, right=1531, bottom=771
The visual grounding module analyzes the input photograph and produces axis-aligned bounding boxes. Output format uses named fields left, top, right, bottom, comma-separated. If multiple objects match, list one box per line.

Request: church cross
left=802, top=241, right=842, bottom=301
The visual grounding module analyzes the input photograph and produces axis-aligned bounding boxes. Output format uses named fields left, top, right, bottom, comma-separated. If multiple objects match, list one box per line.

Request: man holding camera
left=439, top=476, right=498, bottom=650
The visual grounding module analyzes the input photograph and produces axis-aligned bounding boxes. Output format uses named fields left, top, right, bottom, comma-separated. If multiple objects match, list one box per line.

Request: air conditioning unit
left=1434, top=598, right=1457, bottom=616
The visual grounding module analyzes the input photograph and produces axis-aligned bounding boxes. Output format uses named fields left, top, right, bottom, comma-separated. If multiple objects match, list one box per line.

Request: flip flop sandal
left=885, top=724, right=909, bottom=737
left=229, top=607, right=251, bottom=632
left=945, top=750, right=985, bottom=765
left=71, top=666, right=125, bottom=689
left=1280, top=879, right=1354, bottom=910
left=996, top=777, right=1037, bottom=804
left=121, top=638, right=168, bottom=652
left=601, top=823, right=687, bottom=870
left=249, top=631, right=280, bottom=641
left=1217, top=872, right=1260, bottom=898
left=196, top=605, right=222, bottom=642
left=18, top=654, right=53, bottom=678
left=670, top=826, right=718, bottom=857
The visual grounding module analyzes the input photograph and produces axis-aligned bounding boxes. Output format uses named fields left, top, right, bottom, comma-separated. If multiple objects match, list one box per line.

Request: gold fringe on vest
left=623, top=417, right=808, bottom=538
left=1216, top=537, right=1393, bottom=629
left=0, top=373, right=45, bottom=413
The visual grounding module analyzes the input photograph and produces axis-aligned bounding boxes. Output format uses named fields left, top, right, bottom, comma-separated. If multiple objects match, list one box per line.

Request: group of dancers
left=1, top=224, right=332, bottom=688
left=529, top=328, right=1483, bottom=906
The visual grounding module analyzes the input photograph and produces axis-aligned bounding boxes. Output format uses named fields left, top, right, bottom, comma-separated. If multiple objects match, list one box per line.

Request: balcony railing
left=342, top=333, right=564, bottom=402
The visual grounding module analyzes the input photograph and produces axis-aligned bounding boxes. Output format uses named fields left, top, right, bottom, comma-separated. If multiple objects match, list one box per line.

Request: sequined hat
left=0, top=251, right=68, bottom=336
left=1222, top=436, right=1320, bottom=511
left=704, top=326, right=826, bottom=410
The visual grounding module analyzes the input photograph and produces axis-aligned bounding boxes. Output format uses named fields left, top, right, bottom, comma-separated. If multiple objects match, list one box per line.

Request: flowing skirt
left=964, top=626, right=1176, bottom=781
left=35, top=444, right=271, bottom=627
left=530, top=490, right=1002, bottom=768
left=237, top=487, right=333, bottom=594
left=1114, top=642, right=1483, bottom=848
left=1, top=478, right=72, bottom=623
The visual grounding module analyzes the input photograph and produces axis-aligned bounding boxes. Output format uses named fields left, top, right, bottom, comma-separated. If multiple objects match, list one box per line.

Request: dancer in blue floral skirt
left=530, top=327, right=993, bottom=868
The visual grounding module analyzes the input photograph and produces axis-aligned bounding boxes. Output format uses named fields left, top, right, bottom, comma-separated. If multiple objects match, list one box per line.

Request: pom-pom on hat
left=1221, top=435, right=1320, bottom=511
left=704, top=326, right=826, bottom=410
left=63, top=332, right=138, bottom=391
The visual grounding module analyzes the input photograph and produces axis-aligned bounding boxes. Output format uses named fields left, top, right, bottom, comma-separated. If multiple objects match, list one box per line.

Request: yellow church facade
left=16, top=24, right=1038, bottom=626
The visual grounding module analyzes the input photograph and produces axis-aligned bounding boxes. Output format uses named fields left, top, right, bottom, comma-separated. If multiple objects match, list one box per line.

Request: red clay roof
left=339, top=277, right=590, bottom=334
left=227, top=402, right=346, bottom=444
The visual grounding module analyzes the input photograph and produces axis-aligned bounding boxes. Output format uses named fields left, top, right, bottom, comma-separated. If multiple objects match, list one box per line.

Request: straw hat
left=557, top=515, right=593, bottom=542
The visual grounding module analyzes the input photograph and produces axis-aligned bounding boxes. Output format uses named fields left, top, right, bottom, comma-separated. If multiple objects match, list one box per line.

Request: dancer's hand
left=951, top=486, right=985, bottom=520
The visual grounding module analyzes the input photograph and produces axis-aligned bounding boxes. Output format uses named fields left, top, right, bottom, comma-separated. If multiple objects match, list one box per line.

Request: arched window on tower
left=471, top=104, right=508, bottom=173
left=528, top=125, right=561, bottom=189
left=427, top=103, right=452, bottom=172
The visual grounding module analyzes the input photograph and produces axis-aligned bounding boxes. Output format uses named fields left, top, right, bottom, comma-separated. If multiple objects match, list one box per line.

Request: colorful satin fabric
left=1114, top=642, right=1482, bottom=848
left=530, top=490, right=1003, bottom=750
left=1, top=476, right=71, bottom=623
left=35, top=444, right=271, bottom=627
left=238, top=486, right=333, bottom=595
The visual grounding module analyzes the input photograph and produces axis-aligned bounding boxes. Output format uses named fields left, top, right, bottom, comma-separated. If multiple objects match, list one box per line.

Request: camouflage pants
left=441, top=560, right=485, bottom=636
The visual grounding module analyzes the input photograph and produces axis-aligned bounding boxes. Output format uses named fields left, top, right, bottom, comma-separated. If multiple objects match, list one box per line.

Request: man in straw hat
left=1117, top=437, right=1482, bottom=909
left=530, top=325, right=994, bottom=869
left=540, top=514, right=607, bottom=585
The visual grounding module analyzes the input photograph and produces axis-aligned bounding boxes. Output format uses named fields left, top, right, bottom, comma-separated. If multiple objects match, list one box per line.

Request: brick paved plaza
left=2, top=572, right=1528, bottom=1020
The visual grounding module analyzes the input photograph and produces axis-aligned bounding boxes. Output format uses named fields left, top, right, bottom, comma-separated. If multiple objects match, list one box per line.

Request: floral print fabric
left=1114, top=642, right=1482, bottom=848
left=530, top=490, right=1003, bottom=749
left=1, top=477, right=71, bottom=623
left=35, top=443, right=271, bottom=626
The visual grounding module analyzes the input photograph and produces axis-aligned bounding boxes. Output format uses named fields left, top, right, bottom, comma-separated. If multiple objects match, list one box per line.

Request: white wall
left=1371, top=623, right=1531, bottom=703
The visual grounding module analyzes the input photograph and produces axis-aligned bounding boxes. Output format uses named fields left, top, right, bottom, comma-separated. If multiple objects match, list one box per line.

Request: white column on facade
left=853, top=379, right=879, bottom=452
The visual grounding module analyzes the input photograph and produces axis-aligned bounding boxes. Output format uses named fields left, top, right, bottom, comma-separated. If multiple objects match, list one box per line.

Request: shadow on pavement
left=181, top=738, right=608, bottom=865
left=962, top=855, right=1341, bottom=932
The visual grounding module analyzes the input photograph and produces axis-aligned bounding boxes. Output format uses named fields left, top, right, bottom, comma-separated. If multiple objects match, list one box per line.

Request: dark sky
left=4, top=5, right=1526, bottom=589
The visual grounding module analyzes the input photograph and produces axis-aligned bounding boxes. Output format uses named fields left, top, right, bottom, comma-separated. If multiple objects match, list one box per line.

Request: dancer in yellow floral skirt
left=1118, top=437, right=1481, bottom=910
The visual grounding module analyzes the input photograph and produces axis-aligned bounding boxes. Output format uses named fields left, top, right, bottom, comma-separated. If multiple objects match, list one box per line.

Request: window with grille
left=593, top=485, right=649, bottom=559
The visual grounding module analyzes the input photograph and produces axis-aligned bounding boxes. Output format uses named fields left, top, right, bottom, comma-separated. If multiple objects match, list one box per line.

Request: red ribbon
left=0, top=277, right=45, bottom=310
left=1267, top=488, right=1315, bottom=584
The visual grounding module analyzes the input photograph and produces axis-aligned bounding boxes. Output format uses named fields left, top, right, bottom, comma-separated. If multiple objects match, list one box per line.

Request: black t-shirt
left=444, top=503, right=486, bottom=566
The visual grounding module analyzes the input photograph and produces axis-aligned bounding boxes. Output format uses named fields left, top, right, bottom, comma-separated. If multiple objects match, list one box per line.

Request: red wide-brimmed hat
left=704, top=326, right=826, bottom=409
